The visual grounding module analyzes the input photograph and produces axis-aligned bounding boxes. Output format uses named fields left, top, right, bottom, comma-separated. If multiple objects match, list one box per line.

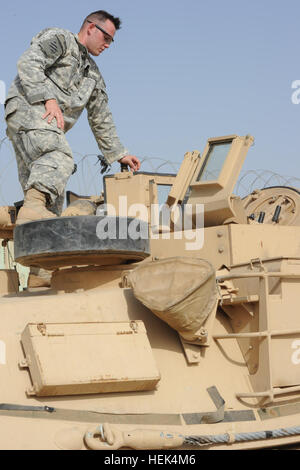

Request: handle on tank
left=84, top=423, right=184, bottom=450
left=120, top=162, right=129, bottom=172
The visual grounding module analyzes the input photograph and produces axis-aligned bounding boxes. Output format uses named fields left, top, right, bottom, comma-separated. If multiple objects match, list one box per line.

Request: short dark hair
left=82, top=10, right=121, bottom=30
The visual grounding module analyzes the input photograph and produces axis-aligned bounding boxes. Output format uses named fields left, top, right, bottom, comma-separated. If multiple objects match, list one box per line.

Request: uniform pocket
left=21, top=128, right=73, bottom=160
left=20, top=129, right=61, bottom=161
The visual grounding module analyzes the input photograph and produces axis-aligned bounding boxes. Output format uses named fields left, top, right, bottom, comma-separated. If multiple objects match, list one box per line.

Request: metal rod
left=217, top=272, right=300, bottom=282
left=214, top=332, right=268, bottom=339
left=214, top=328, right=300, bottom=340
left=237, top=385, right=300, bottom=399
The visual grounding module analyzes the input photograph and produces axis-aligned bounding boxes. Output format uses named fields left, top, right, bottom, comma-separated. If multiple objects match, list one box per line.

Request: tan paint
left=1, top=134, right=300, bottom=450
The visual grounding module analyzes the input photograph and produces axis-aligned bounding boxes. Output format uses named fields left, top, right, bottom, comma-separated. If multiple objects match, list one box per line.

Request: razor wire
left=1, top=135, right=300, bottom=204
left=0, top=138, right=183, bottom=205
left=235, top=169, right=300, bottom=197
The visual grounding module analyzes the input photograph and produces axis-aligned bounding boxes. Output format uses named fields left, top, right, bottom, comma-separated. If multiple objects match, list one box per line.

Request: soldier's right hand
left=42, top=99, right=65, bottom=130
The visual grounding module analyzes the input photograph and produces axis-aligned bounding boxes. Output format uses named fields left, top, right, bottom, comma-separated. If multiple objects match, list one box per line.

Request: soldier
left=4, top=10, right=141, bottom=225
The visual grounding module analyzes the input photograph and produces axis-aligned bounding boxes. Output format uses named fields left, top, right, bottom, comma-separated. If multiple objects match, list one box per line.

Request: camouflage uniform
left=5, top=28, right=129, bottom=213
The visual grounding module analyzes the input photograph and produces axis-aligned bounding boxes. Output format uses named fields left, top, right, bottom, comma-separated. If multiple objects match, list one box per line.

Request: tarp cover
left=128, top=257, right=217, bottom=341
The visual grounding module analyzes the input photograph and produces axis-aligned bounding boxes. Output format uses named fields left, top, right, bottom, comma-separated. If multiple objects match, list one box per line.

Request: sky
left=1, top=0, right=300, bottom=205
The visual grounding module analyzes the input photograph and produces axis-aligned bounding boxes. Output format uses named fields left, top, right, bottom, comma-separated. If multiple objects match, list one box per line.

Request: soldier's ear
left=86, top=22, right=95, bottom=35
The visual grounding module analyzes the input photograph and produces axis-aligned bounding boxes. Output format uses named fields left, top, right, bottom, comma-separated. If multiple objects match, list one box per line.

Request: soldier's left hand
left=119, top=155, right=141, bottom=172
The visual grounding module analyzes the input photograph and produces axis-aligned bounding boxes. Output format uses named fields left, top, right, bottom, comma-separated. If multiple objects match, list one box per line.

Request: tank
left=1, top=133, right=300, bottom=451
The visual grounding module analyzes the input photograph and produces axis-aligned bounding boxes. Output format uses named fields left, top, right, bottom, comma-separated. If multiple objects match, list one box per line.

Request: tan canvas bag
left=128, top=257, right=217, bottom=341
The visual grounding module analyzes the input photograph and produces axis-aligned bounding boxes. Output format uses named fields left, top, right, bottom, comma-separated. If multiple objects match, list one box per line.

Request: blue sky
left=1, top=0, right=300, bottom=205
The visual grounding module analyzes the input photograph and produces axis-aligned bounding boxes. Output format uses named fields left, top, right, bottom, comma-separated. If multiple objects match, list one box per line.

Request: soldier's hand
left=118, top=155, right=141, bottom=172
left=42, top=99, right=65, bottom=130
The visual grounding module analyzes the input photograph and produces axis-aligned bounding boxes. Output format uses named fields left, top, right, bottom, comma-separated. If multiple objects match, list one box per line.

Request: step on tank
left=1, top=134, right=300, bottom=450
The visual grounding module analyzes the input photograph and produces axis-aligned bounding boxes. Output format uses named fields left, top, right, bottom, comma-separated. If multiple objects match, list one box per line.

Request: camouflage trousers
left=5, top=98, right=75, bottom=215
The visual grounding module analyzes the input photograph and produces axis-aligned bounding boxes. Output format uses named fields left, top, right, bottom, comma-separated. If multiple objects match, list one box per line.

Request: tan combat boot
left=16, top=188, right=56, bottom=225
left=61, top=199, right=97, bottom=217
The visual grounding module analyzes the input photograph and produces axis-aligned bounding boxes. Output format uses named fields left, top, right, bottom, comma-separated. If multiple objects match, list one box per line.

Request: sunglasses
left=87, top=20, right=114, bottom=45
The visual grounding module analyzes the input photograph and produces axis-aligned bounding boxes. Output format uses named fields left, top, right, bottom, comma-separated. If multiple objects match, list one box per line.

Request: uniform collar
left=74, top=33, right=92, bottom=72
left=74, top=33, right=89, bottom=56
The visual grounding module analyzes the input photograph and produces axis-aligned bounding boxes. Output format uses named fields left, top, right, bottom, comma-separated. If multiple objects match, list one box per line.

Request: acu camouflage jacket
left=6, top=28, right=129, bottom=164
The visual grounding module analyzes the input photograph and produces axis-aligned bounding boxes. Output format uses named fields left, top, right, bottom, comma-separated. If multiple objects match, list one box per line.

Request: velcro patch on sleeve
left=40, top=34, right=66, bottom=59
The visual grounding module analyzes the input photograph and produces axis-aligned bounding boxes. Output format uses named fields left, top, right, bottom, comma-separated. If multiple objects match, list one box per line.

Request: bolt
left=130, top=321, right=138, bottom=333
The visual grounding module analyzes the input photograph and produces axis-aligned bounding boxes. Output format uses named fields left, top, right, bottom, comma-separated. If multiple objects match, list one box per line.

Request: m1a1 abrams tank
left=1, top=133, right=300, bottom=450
